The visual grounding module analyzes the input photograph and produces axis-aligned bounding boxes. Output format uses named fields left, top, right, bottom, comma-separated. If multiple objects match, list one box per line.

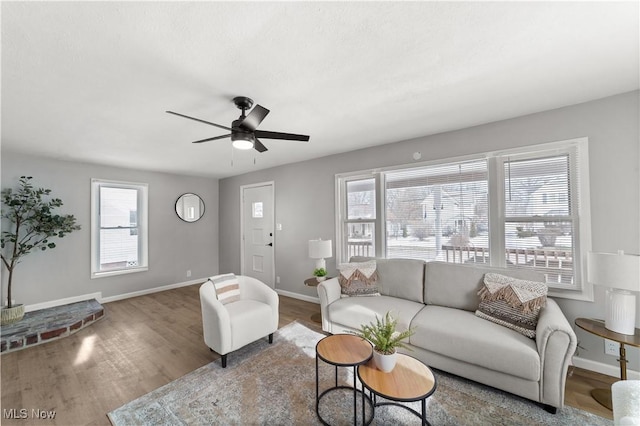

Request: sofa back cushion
left=351, top=256, right=425, bottom=303
left=424, top=261, right=544, bottom=312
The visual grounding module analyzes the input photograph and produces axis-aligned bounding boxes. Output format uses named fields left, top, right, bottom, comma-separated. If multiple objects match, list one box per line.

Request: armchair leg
left=268, top=333, right=273, bottom=344
left=221, top=354, right=227, bottom=368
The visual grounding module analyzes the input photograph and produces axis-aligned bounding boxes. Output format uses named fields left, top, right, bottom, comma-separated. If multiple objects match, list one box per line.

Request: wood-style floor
left=1, top=284, right=617, bottom=425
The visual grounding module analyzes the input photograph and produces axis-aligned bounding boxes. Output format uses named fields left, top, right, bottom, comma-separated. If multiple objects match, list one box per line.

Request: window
left=385, top=160, right=488, bottom=262
left=336, top=138, right=591, bottom=299
left=341, top=177, right=376, bottom=259
left=501, top=148, right=585, bottom=291
left=91, top=179, right=148, bottom=278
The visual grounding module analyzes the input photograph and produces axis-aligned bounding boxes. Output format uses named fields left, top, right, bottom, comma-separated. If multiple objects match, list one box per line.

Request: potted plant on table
left=1, top=176, right=81, bottom=325
left=313, top=267, right=327, bottom=282
left=351, top=311, right=415, bottom=372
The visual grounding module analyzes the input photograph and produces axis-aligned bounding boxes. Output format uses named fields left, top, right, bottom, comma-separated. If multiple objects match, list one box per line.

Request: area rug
left=108, top=321, right=611, bottom=426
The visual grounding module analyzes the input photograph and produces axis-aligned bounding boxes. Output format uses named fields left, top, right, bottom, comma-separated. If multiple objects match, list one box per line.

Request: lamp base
left=314, top=258, right=326, bottom=271
left=605, top=289, right=637, bottom=335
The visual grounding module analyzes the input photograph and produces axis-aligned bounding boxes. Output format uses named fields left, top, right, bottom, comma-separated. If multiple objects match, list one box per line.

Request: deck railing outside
left=346, top=241, right=573, bottom=284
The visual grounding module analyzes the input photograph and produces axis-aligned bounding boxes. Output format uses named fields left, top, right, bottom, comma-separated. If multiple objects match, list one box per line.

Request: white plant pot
left=1, top=304, right=25, bottom=325
left=316, top=276, right=326, bottom=282
left=373, top=349, right=397, bottom=372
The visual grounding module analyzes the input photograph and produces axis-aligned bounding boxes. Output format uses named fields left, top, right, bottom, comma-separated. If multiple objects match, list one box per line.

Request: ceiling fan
left=166, top=96, right=310, bottom=153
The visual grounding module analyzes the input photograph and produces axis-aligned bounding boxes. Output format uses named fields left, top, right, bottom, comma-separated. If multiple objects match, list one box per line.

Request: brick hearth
left=1, top=299, right=104, bottom=354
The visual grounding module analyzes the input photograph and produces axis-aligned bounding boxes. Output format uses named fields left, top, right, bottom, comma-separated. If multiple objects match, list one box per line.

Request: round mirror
left=175, top=193, right=205, bottom=223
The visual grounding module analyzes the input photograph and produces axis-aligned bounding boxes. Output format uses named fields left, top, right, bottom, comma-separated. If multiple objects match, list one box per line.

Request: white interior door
left=241, top=183, right=275, bottom=288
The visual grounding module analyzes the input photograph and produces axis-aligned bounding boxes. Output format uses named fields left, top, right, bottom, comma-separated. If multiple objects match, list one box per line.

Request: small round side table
left=358, top=354, right=437, bottom=425
left=316, top=334, right=373, bottom=425
left=575, top=317, right=640, bottom=410
left=304, top=277, right=331, bottom=323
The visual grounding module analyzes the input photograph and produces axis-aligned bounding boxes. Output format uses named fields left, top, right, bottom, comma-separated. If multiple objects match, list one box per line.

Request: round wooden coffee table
left=358, top=353, right=437, bottom=425
left=315, top=334, right=373, bottom=425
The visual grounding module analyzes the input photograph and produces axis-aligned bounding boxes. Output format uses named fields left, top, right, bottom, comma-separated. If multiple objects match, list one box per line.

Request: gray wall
left=219, top=90, right=640, bottom=370
left=1, top=152, right=219, bottom=304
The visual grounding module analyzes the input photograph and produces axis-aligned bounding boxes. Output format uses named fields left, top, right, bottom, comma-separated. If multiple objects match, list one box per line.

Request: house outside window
left=335, top=138, right=591, bottom=300
left=91, top=179, right=148, bottom=278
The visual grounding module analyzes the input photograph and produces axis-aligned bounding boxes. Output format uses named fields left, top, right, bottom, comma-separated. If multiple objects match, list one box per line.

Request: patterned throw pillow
left=338, top=260, right=380, bottom=297
left=210, top=273, right=241, bottom=305
left=475, top=273, right=547, bottom=338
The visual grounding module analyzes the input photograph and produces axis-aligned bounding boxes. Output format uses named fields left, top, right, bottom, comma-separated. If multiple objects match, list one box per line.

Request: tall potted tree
left=1, top=176, right=81, bottom=325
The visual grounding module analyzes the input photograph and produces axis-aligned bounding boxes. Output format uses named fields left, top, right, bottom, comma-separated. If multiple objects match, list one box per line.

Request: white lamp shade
left=309, top=239, right=332, bottom=259
left=589, top=251, right=640, bottom=335
left=588, top=251, right=640, bottom=292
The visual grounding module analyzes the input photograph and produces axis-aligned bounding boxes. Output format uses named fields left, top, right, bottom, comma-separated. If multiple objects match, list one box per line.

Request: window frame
left=90, top=178, right=149, bottom=279
left=335, top=138, right=592, bottom=301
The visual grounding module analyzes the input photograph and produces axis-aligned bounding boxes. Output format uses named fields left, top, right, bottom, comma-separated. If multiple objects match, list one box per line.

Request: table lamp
left=309, top=239, right=332, bottom=271
left=588, top=251, right=640, bottom=335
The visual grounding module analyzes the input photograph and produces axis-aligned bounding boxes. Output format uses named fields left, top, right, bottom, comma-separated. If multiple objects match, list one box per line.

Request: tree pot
left=373, top=349, right=397, bottom=372
left=1, top=304, right=25, bottom=325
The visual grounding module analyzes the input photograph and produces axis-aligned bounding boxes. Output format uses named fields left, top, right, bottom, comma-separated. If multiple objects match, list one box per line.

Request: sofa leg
left=542, top=404, right=557, bottom=414
left=221, top=354, right=227, bottom=368
left=268, top=333, right=273, bottom=344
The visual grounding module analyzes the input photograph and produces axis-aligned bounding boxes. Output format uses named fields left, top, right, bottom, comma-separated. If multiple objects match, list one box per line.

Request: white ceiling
left=2, top=2, right=638, bottom=179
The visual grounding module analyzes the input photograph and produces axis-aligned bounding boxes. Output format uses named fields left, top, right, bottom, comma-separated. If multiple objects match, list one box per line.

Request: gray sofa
left=317, top=258, right=577, bottom=412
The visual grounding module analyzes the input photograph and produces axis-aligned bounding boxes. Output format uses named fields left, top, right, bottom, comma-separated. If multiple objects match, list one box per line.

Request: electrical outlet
left=604, top=339, right=619, bottom=356
left=186, top=270, right=191, bottom=278
left=276, top=276, right=281, bottom=284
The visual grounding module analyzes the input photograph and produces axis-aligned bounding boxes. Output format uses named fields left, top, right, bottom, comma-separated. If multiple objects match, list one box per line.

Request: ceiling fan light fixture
left=231, top=133, right=254, bottom=150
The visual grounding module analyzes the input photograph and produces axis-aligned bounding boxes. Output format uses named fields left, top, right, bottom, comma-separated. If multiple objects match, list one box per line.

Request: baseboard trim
left=25, top=292, right=103, bottom=313
left=572, top=356, right=640, bottom=380
left=276, top=289, right=320, bottom=304
left=101, top=278, right=205, bottom=304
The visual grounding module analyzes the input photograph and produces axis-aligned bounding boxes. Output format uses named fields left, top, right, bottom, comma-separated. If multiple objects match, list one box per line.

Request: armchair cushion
left=210, top=273, right=241, bottom=305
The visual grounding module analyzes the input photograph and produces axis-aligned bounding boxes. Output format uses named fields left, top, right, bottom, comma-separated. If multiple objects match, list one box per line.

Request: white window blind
left=384, top=160, right=488, bottom=262
left=503, top=152, right=577, bottom=287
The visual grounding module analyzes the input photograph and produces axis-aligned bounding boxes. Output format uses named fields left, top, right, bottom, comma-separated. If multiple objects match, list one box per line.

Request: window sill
left=548, top=285, right=594, bottom=302
left=91, top=266, right=148, bottom=279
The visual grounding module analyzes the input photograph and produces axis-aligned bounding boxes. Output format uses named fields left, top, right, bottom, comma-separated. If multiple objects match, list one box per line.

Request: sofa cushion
left=475, top=273, right=548, bottom=338
left=327, top=295, right=424, bottom=334
left=424, top=262, right=544, bottom=312
left=351, top=257, right=425, bottom=303
left=410, top=305, right=540, bottom=381
left=338, top=260, right=380, bottom=297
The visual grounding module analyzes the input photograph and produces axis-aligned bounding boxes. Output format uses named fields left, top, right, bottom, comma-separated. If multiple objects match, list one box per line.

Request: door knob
left=266, top=242, right=273, bottom=247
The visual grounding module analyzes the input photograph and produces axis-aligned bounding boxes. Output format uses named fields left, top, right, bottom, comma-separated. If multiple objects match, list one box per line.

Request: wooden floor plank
left=1, top=284, right=616, bottom=424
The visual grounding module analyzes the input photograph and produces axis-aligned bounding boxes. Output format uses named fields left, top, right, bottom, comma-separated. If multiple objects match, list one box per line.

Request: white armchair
left=199, top=275, right=279, bottom=367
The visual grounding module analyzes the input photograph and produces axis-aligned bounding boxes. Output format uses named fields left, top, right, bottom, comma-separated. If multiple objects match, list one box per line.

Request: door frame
left=239, top=181, right=276, bottom=288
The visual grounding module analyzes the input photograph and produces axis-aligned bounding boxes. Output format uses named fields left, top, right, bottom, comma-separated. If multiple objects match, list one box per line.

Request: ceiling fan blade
left=240, top=105, right=270, bottom=131
left=254, top=138, right=268, bottom=153
left=192, top=134, right=231, bottom=144
left=254, top=130, right=310, bottom=142
left=166, top=111, right=231, bottom=131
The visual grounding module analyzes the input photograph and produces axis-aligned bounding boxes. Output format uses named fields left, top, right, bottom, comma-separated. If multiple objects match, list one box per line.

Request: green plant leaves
left=1, top=176, right=81, bottom=307
left=350, top=311, right=416, bottom=355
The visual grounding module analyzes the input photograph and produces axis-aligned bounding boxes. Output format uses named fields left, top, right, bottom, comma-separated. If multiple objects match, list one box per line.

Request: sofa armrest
left=535, top=298, right=577, bottom=408
left=317, top=277, right=341, bottom=332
